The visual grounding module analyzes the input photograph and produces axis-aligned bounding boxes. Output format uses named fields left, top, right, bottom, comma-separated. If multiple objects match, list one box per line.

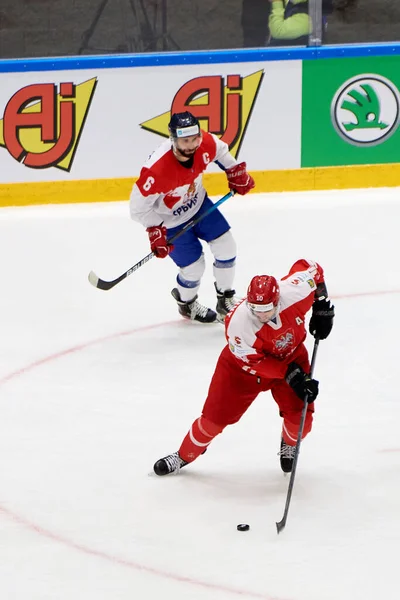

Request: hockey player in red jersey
left=130, top=111, right=255, bottom=323
left=153, top=259, right=334, bottom=475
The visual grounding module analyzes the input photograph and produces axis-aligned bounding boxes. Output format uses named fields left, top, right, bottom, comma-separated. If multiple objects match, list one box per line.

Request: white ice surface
left=0, top=188, right=399, bottom=600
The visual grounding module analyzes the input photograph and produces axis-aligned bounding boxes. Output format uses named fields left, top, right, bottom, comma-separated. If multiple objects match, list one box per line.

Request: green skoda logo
left=331, top=74, right=400, bottom=146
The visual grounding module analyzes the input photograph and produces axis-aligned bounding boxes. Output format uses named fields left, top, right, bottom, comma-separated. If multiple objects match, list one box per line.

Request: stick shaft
left=276, top=338, right=320, bottom=534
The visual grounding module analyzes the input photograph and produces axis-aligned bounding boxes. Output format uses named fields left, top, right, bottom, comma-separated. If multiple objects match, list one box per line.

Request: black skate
left=279, top=438, right=296, bottom=473
left=214, top=283, right=239, bottom=322
left=153, top=452, right=188, bottom=476
left=171, top=288, right=217, bottom=323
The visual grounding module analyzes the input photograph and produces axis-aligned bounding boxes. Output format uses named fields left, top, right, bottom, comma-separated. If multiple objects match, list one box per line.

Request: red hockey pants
left=179, top=344, right=314, bottom=462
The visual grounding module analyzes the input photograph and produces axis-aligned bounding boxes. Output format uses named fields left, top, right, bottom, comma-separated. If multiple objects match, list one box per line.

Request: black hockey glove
left=309, top=298, right=335, bottom=340
left=285, top=362, right=319, bottom=403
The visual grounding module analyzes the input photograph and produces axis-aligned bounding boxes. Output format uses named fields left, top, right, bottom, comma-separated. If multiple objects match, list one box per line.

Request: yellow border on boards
left=0, top=163, right=400, bottom=207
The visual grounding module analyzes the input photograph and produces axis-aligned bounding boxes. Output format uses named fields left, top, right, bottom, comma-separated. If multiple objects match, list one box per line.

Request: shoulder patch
left=290, top=273, right=309, bottom=285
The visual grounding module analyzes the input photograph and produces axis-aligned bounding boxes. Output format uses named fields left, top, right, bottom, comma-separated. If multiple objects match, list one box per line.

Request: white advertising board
left=0, top=61, right=302, bottom=184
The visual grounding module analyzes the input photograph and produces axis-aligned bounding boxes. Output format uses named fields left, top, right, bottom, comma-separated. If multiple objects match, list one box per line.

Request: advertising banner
left=0, top=61, right=302, bottom=184
left=301, top=56, right=400, bottom=167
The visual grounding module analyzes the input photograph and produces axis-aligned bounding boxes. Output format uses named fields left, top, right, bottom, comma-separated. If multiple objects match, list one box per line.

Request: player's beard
left=173, top=142, right=199, bottom=160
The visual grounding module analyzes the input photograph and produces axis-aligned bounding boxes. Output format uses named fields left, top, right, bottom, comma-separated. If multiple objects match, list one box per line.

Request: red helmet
left=247, top=275, right=280, bottom=312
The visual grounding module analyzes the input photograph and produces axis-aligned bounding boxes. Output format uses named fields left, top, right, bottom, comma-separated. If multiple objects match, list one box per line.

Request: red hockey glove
left=146, top=225, right=174, bottom=258
left=226, top=162, right=255, bottom=195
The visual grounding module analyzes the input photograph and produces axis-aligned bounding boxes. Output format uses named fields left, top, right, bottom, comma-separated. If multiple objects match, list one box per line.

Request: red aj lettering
left=3, top=82, right=76, bottom=168
left=171, top=74, right=243, bottom=149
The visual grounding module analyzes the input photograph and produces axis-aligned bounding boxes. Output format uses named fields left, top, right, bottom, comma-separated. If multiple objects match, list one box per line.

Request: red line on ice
left=0, top=318, right=288, bottom=600
left=2, top=288, right=400, bottom=597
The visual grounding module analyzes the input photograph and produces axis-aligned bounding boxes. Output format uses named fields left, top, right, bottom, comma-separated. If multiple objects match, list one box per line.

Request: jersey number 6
left=143, top=176, right=155, bottom=191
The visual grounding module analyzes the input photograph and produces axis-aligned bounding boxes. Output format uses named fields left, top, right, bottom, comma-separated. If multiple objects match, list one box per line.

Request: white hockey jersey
left=129, top=131, right=237, bottom=229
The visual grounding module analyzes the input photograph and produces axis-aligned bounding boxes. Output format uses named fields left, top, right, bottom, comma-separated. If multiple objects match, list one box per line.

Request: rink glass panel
left=0, top=1, right=399, bottom=59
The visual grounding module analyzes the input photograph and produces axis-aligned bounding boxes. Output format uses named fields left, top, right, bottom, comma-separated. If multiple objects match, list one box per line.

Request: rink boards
left=1, top=45, right=400, bottom=205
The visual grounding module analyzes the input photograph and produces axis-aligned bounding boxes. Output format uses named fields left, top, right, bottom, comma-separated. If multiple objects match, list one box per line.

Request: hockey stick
left=88, top=190, right=235, bottom=291
left=276, top=337, right=320, bottom=534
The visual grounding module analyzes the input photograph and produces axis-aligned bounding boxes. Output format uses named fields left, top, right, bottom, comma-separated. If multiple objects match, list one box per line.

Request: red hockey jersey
left=225, top=259, right=325, bottom=379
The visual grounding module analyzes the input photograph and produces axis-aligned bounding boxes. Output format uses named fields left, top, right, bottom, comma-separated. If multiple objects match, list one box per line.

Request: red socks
left=179, top=416, right=224, bottom=462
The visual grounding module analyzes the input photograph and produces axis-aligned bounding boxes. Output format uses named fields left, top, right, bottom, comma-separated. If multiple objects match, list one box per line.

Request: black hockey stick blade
left=88, top=251, right=155, bottom=291
left=276, top=516, right=287, bottom=534
left=88, top=270, right=119, bottom=291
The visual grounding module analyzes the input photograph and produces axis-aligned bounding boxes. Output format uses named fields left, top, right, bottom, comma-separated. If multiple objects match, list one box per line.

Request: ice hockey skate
left=171, top=288, right=217, bottom=323
left=153, top=452, right=188, bottom=476
left=279, top=438, right=296, bottom=473
left=214, top=283, right=239, bottom=321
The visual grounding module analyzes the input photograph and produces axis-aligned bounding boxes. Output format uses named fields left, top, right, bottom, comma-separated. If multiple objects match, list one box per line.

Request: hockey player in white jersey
left=129, top=111, right=255, bottom=323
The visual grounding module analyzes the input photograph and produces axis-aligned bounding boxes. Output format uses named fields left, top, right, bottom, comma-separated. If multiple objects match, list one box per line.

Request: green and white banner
left=301, top=56, right=400, bottom=167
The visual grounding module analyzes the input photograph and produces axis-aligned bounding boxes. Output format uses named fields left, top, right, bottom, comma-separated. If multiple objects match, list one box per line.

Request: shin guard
left=179, top=416, right=224, bottom=462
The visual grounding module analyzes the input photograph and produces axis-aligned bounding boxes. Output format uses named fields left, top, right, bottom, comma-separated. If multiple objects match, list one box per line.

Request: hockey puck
left=237, top=523, right=250, bottom=532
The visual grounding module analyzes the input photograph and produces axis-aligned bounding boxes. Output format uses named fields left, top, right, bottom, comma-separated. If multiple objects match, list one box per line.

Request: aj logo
left=140, top=71, right=264, bottom=158
left=331, top=74, right=400, bottom=147
left=0, top=78, right=97, bottom=170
